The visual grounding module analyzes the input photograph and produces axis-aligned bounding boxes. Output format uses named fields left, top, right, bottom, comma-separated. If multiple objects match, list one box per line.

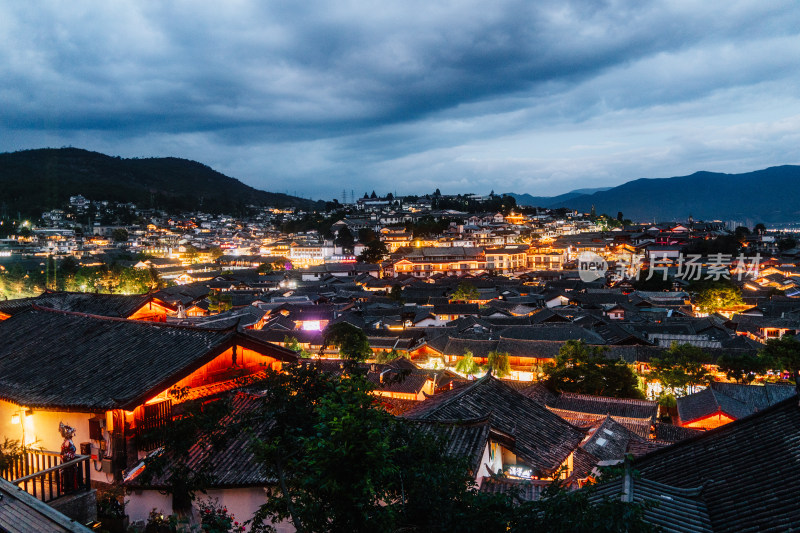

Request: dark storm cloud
left=2, top=1, right=800, bottom=198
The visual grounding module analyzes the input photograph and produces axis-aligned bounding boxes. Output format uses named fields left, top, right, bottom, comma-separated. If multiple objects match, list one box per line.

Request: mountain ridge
left=505, top=188, right=610, bottom=208
left=0, top=147, right=324, bottom=217
left=508, top=166, right=800, bottom=222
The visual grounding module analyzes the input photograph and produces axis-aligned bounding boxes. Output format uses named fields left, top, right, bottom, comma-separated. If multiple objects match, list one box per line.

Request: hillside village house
left=392, top=247, right=486, bottom=277
left=0, top=308, right=297, bottom=487
left=484, top=245, right=529, bottom=274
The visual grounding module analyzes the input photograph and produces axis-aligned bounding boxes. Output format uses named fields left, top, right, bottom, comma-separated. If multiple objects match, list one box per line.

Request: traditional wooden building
left=630, top=393, right=800, bottom=531
left=403, top=375, right=586, bottom=481
left=0, top=308, right=297, bottom=486
left=0, top=291, right=177, bottom=322
left=124, top=392, right=496, bottom=528
left=675, top=382, right=796, bottom=430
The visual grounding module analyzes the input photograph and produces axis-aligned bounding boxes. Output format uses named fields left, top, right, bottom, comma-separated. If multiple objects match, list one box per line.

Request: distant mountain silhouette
left=505, top=188, right=610, bottom=208
left=514, top=167, right=800, bottom=222
left=0, top=148, right=324, bottom=217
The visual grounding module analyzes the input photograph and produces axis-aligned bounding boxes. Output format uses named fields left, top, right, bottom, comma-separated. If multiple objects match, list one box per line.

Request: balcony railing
left=0, top=449, right=91, bottom=503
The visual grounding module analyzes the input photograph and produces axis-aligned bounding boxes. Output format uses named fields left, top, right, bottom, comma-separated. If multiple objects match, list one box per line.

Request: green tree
left=733, top=226, right=751, bottom=240
left=59, top=256, right=80, bottom=277
left=388, top=284, right=403, bottom=303
left=357, top=239, right=388, bottom=264
left=209, top=245, right=224, bottom=261
left=322, top=322, right=372, bottom=362
left=117, top=266, right=163, bottom=294
left=374, top=348, right=403, bottom=364
left=450, top=282, right=480, bottom=302
left=648, top=343, right=712, bottom=395
left=138, top=365, right=656, bottom=533
left=760, top=336, right=800, bottom=384
left=357, top=228, right=377, bottom=244
left=207, top=292, right=233, bottom=314
left=247, top=365, right=654, bottom=533
left=0, top=438, right=25, bottom=472
left=454, top=350, right=481, bottom=376
left=284, top=336, right=311, bottom=358
left=409, top=216, right=449, bottom=239
left=544, top=340, right=645, bottom=399
left=694, top=283, right=744, bottom=314
left=184, top=244, right=199, bottom=264
left=112, top=228, right=129, bottom=242
left=258, top=260, right=286, bottom=274
left=334, top=227, right=355, bottom=251
left=485, top=350, right=512, bottom=378
left=248, top=365, right=403, bottom=532
left=778, top=237, right=797, bottom=252
left=716, top=352, right=768, bottom=384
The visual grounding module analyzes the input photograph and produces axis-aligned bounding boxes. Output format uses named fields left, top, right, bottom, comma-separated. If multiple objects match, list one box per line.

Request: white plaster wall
left=125, top=489, right=172, bottom=525
left=126, top=488, right=295, bottom=532
left=0, top=400, right=112, bottom=484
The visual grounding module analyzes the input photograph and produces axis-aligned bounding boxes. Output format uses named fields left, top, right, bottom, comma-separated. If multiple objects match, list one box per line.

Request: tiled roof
left=653, top=422, right=704, bottom=443
left=403, top=375, right=585, bottom=476
left=432, top=303, right=481, bottom=315
left=128, top=392, right=275, bottom=488
left=0, top=308, right=297, bottom=411
left=0, top=477, right=92, bottom=532
left=0, top=291, right=166, bottom=318
left=368, top=371, right=430, bottom=395
left=549, top=392, right=658, bottom=421
left=518, top=383, right=558, bottom=405
left=550, top=410, right=653, bottom=439
left=578, top=416, right=662, bottom=462
left=498, top=324, right=607, bottom=344
left=406, top=417, right=491, bottom=474
left=376, top=397, right=421, bottom=415
left=589, top=476, right=713, bottom=533
left=677, top=383, right=797, bottom=423
left=635, top=396, right=800, bottom=532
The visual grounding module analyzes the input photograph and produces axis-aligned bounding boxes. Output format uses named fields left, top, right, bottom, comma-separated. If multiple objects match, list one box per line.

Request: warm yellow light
left=11, top=413, right=20, bottom=424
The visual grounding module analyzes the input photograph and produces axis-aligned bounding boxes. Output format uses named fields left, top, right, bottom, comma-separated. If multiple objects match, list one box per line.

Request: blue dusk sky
left=2, top=1, right=800, bottom=200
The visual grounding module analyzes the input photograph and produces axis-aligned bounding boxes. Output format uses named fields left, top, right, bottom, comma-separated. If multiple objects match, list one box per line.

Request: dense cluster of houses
left=0, top=244, right=798, bottom=530
left=2, top=194, right=800, bottom=530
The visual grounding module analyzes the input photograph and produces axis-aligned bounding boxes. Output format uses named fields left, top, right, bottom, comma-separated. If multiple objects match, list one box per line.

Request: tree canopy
left=138, top=364, right=656, bottom=532
left=693, top=283, right=744, bottom=314
left=207, top=292, right=233, bottom=314
left=245, top=365, right=655, bottom=532
left=716, top=352, right=768, bottom=384
left=450, top=282, right=480, bottom=302
left=544, top=340, right=645, bottom=399
left=485, top=350, right=512, bottom=378
left=357, top=239, right=388, bottom=264
left=321, top=322, right=372, bottom=362
left=760, top=336, right=800, bottom=384
left=454, top=349, right=481, bottom=377
left=648, top=343, right=712, bottom=396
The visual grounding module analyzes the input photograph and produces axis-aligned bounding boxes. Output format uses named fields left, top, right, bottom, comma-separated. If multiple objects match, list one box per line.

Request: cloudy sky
left=3, top=1, right=800, bottom=200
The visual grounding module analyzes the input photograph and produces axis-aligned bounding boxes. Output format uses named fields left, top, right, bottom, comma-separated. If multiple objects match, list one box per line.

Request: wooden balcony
left=0, top=449, right=91, bottom=504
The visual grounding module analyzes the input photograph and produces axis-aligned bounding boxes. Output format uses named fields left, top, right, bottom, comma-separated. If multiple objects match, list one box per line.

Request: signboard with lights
left=506, top=465, right=532, bottom=479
